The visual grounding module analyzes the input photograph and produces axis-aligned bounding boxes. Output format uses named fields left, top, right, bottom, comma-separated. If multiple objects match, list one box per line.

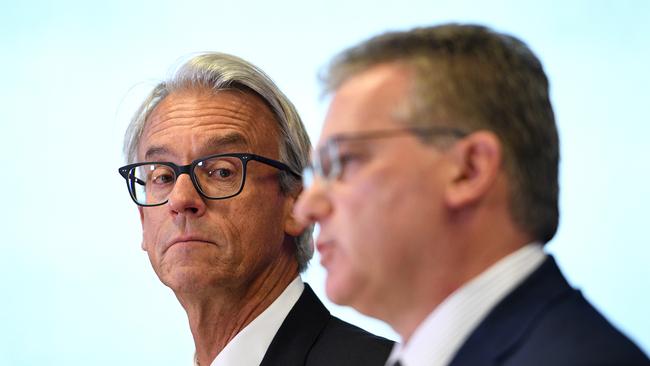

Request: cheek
left=334, top=169, right=432, bottom=270
left=139, top=211, right=171, bottom=280
left=227, top=196, right=288, bottom=263
left=329, top=182, right=393, bottom=275
left=140, top=210, right=164, bottom=252
left=324, top=180, right=407, bottom=307
left=337, top=175, right=398, bottom=245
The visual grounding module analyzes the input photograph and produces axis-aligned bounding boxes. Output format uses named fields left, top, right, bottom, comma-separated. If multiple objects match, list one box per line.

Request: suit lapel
left=449, top=256, right=573, bottom=365
left=259, top=284, right=331, bottom=366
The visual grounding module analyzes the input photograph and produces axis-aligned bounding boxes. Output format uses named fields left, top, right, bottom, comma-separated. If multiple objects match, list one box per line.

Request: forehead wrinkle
left=146, top=92, right=272, bottom=135
left=140, top=90, right=280, bottom=161
left=156, top=89, right=270, bottom=125
left=156, top=103, right=256, bottom=121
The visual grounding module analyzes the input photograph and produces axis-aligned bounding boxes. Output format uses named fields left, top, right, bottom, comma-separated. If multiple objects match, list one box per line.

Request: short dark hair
left=323, top=24, right=559, bottom=243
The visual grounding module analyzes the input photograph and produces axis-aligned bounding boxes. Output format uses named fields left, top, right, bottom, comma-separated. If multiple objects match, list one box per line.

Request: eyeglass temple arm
left=250, top=155, right=302, bottom=179
left=132, top=175, right=146, bottom=186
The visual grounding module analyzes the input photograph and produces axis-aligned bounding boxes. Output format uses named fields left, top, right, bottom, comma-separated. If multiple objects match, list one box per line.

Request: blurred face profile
left=295, top=64, right=452, bottom=317
left=137, top=89, right=298, bottom=295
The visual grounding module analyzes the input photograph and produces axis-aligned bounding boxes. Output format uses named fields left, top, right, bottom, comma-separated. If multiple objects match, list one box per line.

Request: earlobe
left=285, top=212, right=307, bottom=237
left=284, top=193, right=309, bottom=237
left=445, top=131, right=502, bottom=209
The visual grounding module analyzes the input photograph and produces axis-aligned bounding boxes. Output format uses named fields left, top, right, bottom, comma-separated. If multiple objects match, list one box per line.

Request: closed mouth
left=165, top=236, right=215, bottom=252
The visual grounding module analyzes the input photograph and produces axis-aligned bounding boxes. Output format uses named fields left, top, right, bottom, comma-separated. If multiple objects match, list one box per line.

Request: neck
left=179, top=259, right=299, bottom=366
left=388, top=204, right=532, bottom=343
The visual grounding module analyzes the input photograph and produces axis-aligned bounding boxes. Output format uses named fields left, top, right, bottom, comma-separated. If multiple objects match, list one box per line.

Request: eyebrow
left=143, top=146, right=172, bottom=161
left=205, top=132, right=249, bottom=151
left=143, top=132, right=250, bottom=161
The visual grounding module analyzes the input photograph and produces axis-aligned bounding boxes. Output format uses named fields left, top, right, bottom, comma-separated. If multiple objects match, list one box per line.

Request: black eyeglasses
left=303, top=126, right=467, bottom=188
left=118, top=153, right=301, bottom=207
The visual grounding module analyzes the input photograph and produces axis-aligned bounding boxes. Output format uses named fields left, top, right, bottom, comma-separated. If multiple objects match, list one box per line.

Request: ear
left=444, top=131, right=503, bottom=209
left=138, top=206, right=147, bottom=251
left=284, top=191, right=307, bottom=237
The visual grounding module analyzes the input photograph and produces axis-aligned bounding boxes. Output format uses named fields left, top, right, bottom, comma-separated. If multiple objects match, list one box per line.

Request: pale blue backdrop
left=1, top=0, right=648, bottom=364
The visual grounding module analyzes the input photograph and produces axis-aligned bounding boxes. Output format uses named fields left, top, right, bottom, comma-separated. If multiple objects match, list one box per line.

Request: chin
left=326, top=270, right=381, bottom=319
left=325, top=269, right=357, bottom=306
left=161, top=266, right=213, bottom=293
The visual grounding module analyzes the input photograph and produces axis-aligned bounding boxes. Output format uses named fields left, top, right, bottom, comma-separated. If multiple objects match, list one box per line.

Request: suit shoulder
left=306, top=315, right=394, bottom=366
left=510, top=290, right=649, bottom=365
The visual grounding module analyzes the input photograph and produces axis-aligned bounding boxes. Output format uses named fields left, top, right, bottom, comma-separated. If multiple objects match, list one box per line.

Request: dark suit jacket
left=260, top=283, right=394, bottom=366
left=449, top=256, right=649, bottom=366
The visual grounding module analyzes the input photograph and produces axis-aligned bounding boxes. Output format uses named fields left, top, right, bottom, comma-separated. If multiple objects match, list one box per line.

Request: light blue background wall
left=1, top=1, right=648, bottom=364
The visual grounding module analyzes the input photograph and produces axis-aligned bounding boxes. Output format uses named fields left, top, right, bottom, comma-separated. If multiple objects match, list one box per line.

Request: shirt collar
left=194, top=276, right=304, bottom=366
left=386, top=243, right=546, bottom=366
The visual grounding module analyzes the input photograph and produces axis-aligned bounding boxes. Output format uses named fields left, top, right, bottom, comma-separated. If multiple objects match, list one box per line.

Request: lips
left=316, top=239, right=335, bottom=267
left=165, top=235, right=215, bottom=252
left=316, top=240, right=332, bottom=252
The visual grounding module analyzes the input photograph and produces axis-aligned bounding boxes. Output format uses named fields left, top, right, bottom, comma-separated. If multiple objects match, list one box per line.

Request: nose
left=294, top=179, right=332, bottom=228
left=166, top=174, right=207, bottom=217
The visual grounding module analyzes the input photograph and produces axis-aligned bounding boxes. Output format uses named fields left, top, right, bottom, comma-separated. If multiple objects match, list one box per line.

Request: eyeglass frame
left=118, top=152, right=301, bottom=207
left=303, top=126, right=468, bottom=187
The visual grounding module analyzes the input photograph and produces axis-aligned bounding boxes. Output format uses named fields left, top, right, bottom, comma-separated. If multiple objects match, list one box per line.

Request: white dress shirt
left=194, top=276, right=304, bottom=366
left=386, top=243, right=547, bottom=366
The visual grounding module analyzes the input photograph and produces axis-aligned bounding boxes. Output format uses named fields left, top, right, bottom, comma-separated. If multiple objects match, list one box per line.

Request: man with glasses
left=118, top=52, right=392, bottom=366
left=294, top=24, right=649, bottom=365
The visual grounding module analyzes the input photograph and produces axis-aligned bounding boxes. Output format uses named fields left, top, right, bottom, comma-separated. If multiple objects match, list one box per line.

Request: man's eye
left=208, top=168, right=234, bottom=179
left=337, top=153, right=365, bottom=179
left=152, top=173, right=175, bottom=185
left=339, top=151, right=367, bottom=167
left=339, top=154, right=359, bottom=166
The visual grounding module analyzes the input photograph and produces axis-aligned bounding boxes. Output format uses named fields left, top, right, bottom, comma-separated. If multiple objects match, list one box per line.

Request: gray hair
left=322, top=24, right=560, bottom=244
left=123, top=52, right=314, bottom=271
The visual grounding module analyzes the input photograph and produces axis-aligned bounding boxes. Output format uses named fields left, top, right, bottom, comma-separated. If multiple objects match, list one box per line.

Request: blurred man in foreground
left=118, top=52, right=393, bottom=366
left=295, top=24, right=649, bottom=365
